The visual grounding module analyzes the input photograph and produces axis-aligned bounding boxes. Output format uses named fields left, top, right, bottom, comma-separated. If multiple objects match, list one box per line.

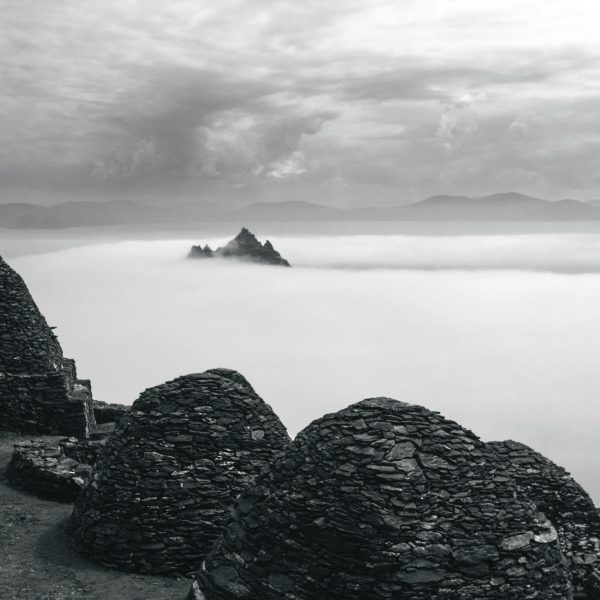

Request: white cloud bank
left=285, top=233, right=600, bottom=272
left=9, top=233, right=600, bottom=502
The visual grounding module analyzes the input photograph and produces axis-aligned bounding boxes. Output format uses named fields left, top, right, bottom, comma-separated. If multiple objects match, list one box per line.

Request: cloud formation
left=2, top=0, right=600, bottom=204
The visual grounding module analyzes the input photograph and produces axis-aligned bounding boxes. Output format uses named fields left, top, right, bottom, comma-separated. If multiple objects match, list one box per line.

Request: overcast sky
left=2, top=0, right=600, bottom=206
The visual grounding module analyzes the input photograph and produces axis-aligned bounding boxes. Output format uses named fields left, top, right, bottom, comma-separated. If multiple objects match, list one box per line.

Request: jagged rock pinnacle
left=188, top=228, right=291, bottom=266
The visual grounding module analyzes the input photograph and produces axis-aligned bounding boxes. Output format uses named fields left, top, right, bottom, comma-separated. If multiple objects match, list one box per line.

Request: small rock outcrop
left=70, top=369, right=290, bottom=575
left=0, top=255, right=95, bottom=437
left=191, top=398, right=572, bottom=600
left=488, top=440, right=600, bottom=595
left=189, top=228, right=290, bottom=266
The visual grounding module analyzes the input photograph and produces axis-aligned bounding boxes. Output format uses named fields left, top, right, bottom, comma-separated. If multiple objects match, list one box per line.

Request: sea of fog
left=3, top=230, right=600, bottom=502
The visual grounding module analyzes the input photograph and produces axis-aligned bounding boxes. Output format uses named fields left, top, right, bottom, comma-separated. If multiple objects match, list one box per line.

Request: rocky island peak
left=189, top=227, right=290, bottom=266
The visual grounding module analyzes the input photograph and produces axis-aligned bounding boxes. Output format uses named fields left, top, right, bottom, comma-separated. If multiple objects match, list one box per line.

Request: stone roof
left=0, top=255, right=64, bottom=374
left=70, top=369, right=290, bottom=575
left=0, top=256, right=95, bottom=437
left=191, top=397, right=571, bottom=600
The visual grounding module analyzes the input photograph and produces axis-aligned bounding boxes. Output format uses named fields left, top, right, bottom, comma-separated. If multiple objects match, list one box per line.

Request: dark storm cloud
left=87, top=65, right=338, bottom=187
left=88, top=67, right=278, bottom=184
left=2, top=0, right=600, bottom=204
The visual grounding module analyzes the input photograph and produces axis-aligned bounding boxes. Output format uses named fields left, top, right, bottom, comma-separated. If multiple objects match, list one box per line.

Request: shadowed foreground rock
left=92, top=399, right=131, bottom=425
left=70, top=369, right=290, bottom=575
left=488, top=440, right=600, bottom=596
left=189, top=228, right=290, bottom=266
left=0, top=255, right=95, bottom=437
left=191, top=398, right=572, bottom=600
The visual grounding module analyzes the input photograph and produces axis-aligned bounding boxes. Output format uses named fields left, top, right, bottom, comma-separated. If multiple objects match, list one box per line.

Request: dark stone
left=70, top=369, right=290, bottom=575
left=92, top=400, right=131, bottom=424
left=585, top=571, right=600, bottom=599
left=268, top=573, right=295, bottom=592
left=396, top=568, right=447, bottom=583
left=6, top=432, right=112, bottom=502
left=6, top=440, right=89, bottom=501
left=191, top=398, right=572, bottom=600
left=0, top=255, right=95, bottom=438
left=488, top=439, right=600, bottom=595
left=189, top=228, right=291, bottom=267
left=188, top=244, right=214, bottom=259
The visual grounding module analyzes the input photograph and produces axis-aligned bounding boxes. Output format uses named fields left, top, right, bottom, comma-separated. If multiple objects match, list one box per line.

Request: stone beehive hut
left=191, top=398, right=572, bottom=600
left=0, top=255, right=94, bottom=437
left=70, top=368, right=290, bottom=575
left=489, top=440, right=600, bottom=595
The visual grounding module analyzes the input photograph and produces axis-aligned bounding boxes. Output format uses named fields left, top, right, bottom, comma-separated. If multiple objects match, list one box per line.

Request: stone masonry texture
left=0, top=255, right=95, bottom=437
left=70, top=369, right=290, bottom=575
left=191, top=398, right=572, bottom=600
left=488, top=440, right=600, bottom=596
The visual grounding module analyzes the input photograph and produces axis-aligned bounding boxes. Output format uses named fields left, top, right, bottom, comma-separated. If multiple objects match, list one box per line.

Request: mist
left=286, top=233, right=600, bottom=272
left=7, top=232, right=600, bottom=502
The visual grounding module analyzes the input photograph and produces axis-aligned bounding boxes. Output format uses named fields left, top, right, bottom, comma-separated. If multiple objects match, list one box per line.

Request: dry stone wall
left=7, top=439, right=93, bottom=501
left=0, top=256, right=64, bottom=374
left=0, top=371, right=94, bottom=437
left=92, top=400, right=130, bottom=425
left=588, top=572, right=600, bottom=598
left=191, top=397, right=572, bottom=600
left=62, top=424, right=116, bottom=464
left=6, top=429, right=113, bottom=502
left=70, top=369, right=290, bottom=575
left=0, top=256, right=95, bottom=437
left=488, top=440, right=600, bottom=596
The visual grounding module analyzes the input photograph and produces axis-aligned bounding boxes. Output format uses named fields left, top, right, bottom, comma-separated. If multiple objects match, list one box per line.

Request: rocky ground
left=0, top=431, right=190, bottom=600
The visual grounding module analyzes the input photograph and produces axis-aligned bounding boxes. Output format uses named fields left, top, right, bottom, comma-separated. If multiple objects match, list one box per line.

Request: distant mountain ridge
left=235, top=200, right=344, bottom=221
left=387, top=192, right=600, bottom=221
left=2, top=193, right=600, bottom=229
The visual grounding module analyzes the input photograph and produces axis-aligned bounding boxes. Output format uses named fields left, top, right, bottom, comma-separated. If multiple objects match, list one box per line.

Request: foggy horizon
left=5, top=231, right=600, bottom=505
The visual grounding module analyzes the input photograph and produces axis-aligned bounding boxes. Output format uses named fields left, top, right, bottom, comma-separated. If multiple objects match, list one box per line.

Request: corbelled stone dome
left=0, top=255, right=64, bottom=374
left=70, top=369, right=290, bottom=575
left=191, top=398, right=572, bottom=600
left=488, top=440, right=600, bottom=595
left=0, top=255, right=94, bottom=437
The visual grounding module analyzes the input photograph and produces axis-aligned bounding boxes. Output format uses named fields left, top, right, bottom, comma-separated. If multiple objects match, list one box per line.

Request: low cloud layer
left=8, top=233, right=600, bottom=501
left=3, top=1, right=600, bottom=205
left=285, top=233, right=600, bottom=272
